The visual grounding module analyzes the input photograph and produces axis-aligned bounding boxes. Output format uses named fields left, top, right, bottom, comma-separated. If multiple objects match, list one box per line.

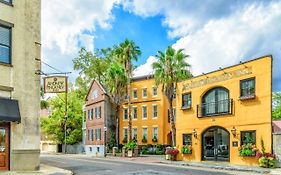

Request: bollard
left=112, top=147, right=118, bottom=156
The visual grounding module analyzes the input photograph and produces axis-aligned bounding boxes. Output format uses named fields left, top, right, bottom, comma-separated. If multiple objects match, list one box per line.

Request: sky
left=42, top=0, right=281, bottom=92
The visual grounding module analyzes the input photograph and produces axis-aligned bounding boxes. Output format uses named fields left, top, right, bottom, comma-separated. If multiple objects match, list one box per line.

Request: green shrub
left=181, top=145, right=192, bottom=154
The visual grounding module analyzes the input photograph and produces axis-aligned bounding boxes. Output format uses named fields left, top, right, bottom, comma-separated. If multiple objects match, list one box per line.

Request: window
left=95, top=128, right=101, bottom=140
left=152, top=105, right=158, bottom=118
left=0, top=25, right=11, bottom=64
left=173, top=89, right=176, bottom=99
left=89, top=147, right=92, bottom=152
left=88, top=109, right=93, bottom=120
left=152, top=127, right=158, bottom=139
left=182, top=134, right=192, bottom=145
left=132, top=89, right=138, bottom=99
left=123, top=108, right=128, bottom=120
left=95, top=106, right=101, bottom=118
left=182, top=93, right=192, bottom=109
left=123, top=128, right=128, bottom=140
left=241, top=131, right=256, bottom=145
left=88, top=129, right=93, bottom=141
left=152, top=87, right=157, bottom=97
left=92, top=90, right=98, bottom=100
left=133, top=128, right=138, bottom=140
left=142, top=88, right=147, bottom=98
left=202, top=87, right=230, bottom=116
left=142, top=128, right=147, bottom=140
left=133, top=107, right=137, bottom=119
left=240, top=78, right=255, bottom=98
left=142, top=106, right=147, bottom=119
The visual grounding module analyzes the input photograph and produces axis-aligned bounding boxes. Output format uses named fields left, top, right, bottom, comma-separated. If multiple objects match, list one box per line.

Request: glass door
left=202, top=127, right=229, bottom=161
left=0, top=124, right=9, bottom=170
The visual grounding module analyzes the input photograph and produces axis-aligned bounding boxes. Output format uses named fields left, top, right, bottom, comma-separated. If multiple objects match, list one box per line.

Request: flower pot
left=166, top=154, right=171, bottom=160
left=128, top=150, right=133, bottom=157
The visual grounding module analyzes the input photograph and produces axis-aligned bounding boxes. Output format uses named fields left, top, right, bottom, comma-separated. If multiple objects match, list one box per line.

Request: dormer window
left=92, top=90, right=98, bottom=100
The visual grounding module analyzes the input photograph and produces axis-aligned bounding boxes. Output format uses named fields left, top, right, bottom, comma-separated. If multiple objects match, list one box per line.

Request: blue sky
left=42, top=0, right=281, bottom=92
left=94, top=7, right=176, bottom=65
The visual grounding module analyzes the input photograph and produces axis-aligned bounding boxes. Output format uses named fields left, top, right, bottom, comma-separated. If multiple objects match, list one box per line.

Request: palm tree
left=105, top=62, right=128, bottom=146
left=152, top=46, right=191, bottom=147
left=114, top=39, right=141, bottom=142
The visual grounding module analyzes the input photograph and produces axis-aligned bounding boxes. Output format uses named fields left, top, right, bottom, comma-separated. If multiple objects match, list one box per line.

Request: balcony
left=197, top=99, right=233, bottom=118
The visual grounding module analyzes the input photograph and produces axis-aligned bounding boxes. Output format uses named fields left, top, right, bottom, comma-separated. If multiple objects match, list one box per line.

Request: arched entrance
left=202, top=126, right=230, bottom=161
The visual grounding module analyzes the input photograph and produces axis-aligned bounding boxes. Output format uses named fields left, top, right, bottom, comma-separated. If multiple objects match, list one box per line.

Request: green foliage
left=261, top=137, right=266, bottom=154
left=181, top=145, right=192, bottom=154
left=107, top=131, right=116, bottom=151
left=239, top=143, right=256, bottom=156
left=142, top=136, right=147, bottom=143
left=125, top=140, right=137, bottom=150
left=141, top=146, right=148, bottom=154
left=152, top=46, right=192, bottom=147
left=41, top=90, right=83, bottom=145
left=40, top=100, right=49, bottom=109
left=152, top=136, right=158, bottom=142
left=155, top=144, right=165, bottom=155
left=273, top=92, right=281, bottom=120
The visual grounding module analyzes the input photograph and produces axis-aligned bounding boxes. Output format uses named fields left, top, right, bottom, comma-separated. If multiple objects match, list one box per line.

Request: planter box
left=128, top=150, right=133, bottom=157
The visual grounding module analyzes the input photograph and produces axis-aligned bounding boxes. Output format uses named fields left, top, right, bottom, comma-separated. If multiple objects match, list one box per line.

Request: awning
left=0, top=98, right=21, bottom=122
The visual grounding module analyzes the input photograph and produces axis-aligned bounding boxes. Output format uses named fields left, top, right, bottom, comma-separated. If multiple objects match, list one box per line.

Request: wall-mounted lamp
left=231, top=126, right=237, bottom=137
left=192, top=129, right=197, bottom=138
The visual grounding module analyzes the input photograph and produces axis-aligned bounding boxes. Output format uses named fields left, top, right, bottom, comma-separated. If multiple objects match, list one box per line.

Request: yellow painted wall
left=119, top=78, right=175, bottom=145
left=176, top=56, right=272, bottom=166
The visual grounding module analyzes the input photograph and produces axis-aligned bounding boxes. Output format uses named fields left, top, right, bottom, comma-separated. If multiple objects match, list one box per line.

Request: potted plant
left=165, top=147, right=179, bottom=161
left=152, top=136, right=158, bottom=142
left=181, top=145, right=192, bottom=154
left=125, top=140, right=137, bottom=158
left=255, top=138, right=276, bottom=168
left=239, top=143, right=258, bottom=157
left=142, top=136, right=147, bottom=143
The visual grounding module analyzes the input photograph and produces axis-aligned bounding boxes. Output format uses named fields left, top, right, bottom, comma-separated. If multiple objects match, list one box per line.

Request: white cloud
left=133, top=56, right=156, bottom=77
left=126, top=0, right=281, bottom=91
left=42, top=0, right=119, bottom=54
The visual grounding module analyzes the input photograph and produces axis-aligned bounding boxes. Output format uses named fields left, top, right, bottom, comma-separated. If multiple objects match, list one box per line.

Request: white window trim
left=152, top=104, right=158, bottom=119
left=152, top=127, right=158, bottom=139
left=132, top=88, right=138, bottom=100
left=142, top=87, right=148, bottom=99
left=142, top=105, right=147, bottom=120
left=132, top=106, right=137, bottom=120
left=123, top=107, right=128, bottom=121
left=152, top=86, right=158, bottom=97
left=142, top=127, right=148, bottom=138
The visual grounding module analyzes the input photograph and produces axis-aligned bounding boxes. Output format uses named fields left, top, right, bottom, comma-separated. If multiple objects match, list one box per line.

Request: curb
left=40, top=164, right=73, bottom=175
left=159, top=161, right=270, bottom=174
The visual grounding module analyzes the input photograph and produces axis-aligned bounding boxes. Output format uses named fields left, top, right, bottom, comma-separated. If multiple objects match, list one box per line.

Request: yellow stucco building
left=119, top=55, right=272, bottom=166
left=119, top=76, right=176, bottom=146
left=0, top=0, right=41, bottom=171
left=176, top=55, right=272, bottom=165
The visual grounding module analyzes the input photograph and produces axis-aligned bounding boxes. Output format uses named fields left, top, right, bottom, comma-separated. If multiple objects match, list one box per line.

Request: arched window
left=202, top=87, right=230, bottom=116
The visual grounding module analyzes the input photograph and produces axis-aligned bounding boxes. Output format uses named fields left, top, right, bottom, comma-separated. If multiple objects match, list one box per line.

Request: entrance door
left=0, top=124, right=9, bottom=170
left=202, top=126, right=229, bottom=161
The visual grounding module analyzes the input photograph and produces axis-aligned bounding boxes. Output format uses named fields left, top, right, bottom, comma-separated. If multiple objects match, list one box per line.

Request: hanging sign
left=43, top=76, right=67, bottom=93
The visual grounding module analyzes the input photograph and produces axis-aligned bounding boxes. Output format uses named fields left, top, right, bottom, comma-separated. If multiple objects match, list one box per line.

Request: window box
left=152, top=136, right=158, bottom=143
left=239, top=143, right=258, bottom=157
left=142, top=136, right=147, bottom=143
left=181, top=145, right=192, bottom=154
left=239, top=94, right=256, bottom=101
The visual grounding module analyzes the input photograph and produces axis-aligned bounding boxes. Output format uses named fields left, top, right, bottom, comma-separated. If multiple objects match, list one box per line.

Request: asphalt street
left=40, top=154, right=257, bottom=175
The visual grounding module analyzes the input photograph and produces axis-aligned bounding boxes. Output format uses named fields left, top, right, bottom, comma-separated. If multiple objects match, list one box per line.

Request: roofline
left=85, top=79, right=107, bottom=101
left=132, top=74, right=154, bottom=82
left=184, top=54, right=273, bottom=81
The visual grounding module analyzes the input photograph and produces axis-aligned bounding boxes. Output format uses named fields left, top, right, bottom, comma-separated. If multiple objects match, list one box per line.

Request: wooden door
left=0, top=124, right=9, bottom=170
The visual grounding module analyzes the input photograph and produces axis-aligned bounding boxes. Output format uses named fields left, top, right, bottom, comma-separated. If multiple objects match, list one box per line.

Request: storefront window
left=182, top=134, right=192, bottom=145
left=241, top=130, right=256, bottom=145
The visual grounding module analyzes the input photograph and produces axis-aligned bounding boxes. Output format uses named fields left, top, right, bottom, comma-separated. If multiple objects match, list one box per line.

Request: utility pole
left=64, top=75, right=68, bottom=154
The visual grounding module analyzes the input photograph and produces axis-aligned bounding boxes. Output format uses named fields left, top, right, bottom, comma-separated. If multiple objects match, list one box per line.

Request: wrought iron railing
left=197, top=99, right=233, bottom=117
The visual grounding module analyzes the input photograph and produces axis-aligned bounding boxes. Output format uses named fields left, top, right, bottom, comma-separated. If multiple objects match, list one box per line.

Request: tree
left=105, top=62, right=128, bottom=146
left=41, top=90, right=83, bottom=145
left=152, top=46, right=191, bottom=146
left=114, top=39, right=141, bottom=142
left=73, top=47, right=110, bottom=86
left=273, top=92, right=281, bottom=120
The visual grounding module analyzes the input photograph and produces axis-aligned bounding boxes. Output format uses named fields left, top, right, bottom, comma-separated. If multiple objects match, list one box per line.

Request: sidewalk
left=0, top=164, right=72, bottom=175
left=104, top=154, right=281, bottom=175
